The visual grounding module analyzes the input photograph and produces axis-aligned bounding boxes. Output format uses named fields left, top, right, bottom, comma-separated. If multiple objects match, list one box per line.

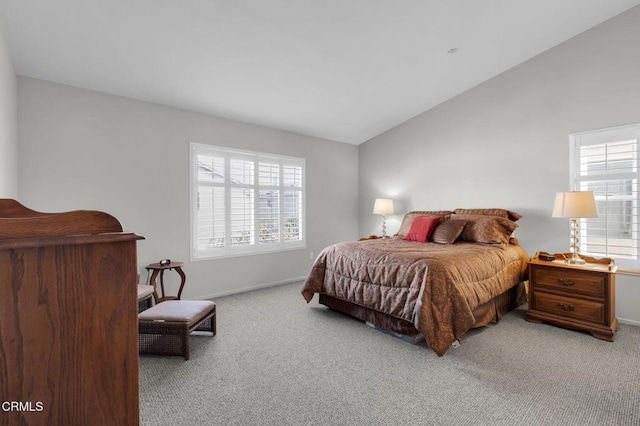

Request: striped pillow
left=432, top=220, right=466, bottom=244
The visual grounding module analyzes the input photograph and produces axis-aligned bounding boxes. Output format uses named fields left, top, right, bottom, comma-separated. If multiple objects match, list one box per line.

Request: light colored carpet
left=139, top=282, right=640, bottom=425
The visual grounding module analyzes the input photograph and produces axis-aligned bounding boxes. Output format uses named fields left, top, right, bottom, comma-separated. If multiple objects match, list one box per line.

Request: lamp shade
left=552, top=191, right=599, bottom=218
left=373, top=198, right=394, bottom=215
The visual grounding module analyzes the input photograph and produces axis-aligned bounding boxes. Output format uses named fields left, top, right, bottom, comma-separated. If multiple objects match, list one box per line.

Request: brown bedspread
left=302, top=238, right=528, bottom=356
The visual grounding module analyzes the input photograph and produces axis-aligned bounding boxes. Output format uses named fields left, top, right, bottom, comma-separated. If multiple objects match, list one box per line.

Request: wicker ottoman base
left=137, top=284, right=155, bottom=313
left=138, top=300, right=216, bottom=360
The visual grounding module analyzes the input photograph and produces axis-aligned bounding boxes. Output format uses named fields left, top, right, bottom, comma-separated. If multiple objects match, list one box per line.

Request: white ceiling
left=1, top=1, right=639, bottom=145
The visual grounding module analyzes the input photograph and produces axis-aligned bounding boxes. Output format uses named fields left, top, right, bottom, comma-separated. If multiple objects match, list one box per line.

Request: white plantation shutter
left=191, top=143, right=305, bottom=259
left=258, top=162, right=280, bottom=244
left=283, top=164, right=303, bottom=241
left=229, top=187, right=254, bottom=246
left=571, top=124, right=640, bottom=268
left=283, top=190, right=303, bottom=241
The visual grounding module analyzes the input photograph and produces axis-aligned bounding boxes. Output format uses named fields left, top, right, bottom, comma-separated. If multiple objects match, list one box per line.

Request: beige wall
left=0, top=21, right=17, bottom=198
left=18, top=77, right=359, bottom=299
left=359, top=6, right=640, bottom=324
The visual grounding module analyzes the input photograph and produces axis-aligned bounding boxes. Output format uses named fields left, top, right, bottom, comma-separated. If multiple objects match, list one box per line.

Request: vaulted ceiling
left=1, top=1, right=639, bottom=144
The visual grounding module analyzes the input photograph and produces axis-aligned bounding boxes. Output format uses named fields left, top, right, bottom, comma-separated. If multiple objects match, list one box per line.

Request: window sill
left=617, top=267, right=640, bottom=277
left=192, top=243, right=306, bottom=261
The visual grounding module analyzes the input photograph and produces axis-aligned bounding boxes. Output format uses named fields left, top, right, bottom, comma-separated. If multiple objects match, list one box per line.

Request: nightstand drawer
left=532, top=292, right=605, bottom=324
left=532, top=266, right=604, bottom=298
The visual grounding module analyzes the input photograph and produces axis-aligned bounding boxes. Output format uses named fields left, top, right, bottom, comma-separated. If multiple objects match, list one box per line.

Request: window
left=570, top=123, right=640, bottom=268
left=191, top=143, right=305, bottom=260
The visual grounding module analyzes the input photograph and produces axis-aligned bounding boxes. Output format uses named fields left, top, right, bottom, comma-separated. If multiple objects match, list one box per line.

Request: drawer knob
left=557, top=303, right=576, bottom=311
left=557, top=279, right=575, bottom=286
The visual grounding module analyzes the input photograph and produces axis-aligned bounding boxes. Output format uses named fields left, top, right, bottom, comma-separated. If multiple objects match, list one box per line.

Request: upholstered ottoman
left=138, top=300, right=216, bottom=360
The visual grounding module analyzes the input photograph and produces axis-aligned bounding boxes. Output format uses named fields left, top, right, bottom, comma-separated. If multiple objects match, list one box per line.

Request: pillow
left=453, top=208, right=522, bottom=221
left=396, top=211, right=453, bottom=238
left=431, top=220, right=466, bottom=244
left=452, top=214, right=518, bottom=245
left=404, top=216, right=441, bottom=242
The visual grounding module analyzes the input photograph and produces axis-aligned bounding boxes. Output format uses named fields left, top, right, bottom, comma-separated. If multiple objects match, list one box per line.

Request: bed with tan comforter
left=302, top=209, right=529, bottom=356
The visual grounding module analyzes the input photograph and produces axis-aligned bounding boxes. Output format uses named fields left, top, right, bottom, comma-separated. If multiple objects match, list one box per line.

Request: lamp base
left=567, top=254, right=586, bottom=265
left=567, top=218, right=586, bottom=265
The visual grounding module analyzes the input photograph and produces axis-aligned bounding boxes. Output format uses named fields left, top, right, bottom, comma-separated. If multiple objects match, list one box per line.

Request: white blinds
left=191, top=143, right=305, bottom=259
left=571, top=124, right=640, bottom=265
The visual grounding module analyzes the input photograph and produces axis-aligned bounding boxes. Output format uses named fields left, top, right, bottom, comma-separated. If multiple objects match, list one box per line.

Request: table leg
left=175, top=267, right=186, bottom=300
left=149, top=269, right=161, bottom=303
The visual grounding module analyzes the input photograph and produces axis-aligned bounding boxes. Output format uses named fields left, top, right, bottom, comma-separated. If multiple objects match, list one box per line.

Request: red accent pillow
left=404, top=216, right=440, bottom=242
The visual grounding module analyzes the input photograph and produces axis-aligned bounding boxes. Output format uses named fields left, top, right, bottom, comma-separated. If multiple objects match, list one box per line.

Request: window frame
left=190, top=143, right=306, bottom=261
left=569, top=123, right=640, bottom=270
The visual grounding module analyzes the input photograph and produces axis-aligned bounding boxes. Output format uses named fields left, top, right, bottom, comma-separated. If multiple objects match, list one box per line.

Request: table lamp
left=373, top=198, right=394, bottom=238
left=552, top=191, right=599, bottom=264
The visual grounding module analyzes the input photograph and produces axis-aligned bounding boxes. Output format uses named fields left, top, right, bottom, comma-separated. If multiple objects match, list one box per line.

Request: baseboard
left=618, top=317, right=640, bottom=327
left=193, top=276, right=306, bottom=300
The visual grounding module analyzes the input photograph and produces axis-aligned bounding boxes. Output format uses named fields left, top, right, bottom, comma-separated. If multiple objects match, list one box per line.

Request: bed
left=301, top=208, right=529, bottom=356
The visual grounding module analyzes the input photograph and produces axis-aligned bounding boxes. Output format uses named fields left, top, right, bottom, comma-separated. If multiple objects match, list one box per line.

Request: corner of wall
left=0, top=19, right=18, bottom=199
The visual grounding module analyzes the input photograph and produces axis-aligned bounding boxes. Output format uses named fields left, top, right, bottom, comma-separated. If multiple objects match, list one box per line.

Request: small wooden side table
left=526, top=251, right=617, bottom=341
left=145, top=262, right=186, bottom=303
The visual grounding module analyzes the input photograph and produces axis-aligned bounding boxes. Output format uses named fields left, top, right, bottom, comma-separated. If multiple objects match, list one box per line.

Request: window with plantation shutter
left=191, top=143, right=305, bottom=260
left=570, top=124, right=640, bottom=269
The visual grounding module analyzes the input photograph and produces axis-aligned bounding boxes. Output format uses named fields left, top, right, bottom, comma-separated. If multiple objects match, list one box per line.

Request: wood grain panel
left=0, top=200, right=142, bottom=426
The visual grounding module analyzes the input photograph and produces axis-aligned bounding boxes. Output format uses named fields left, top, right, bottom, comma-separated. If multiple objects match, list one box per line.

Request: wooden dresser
left=0, top=200, right=144, bottom=425
left=526, top=252, right=617, bottom=341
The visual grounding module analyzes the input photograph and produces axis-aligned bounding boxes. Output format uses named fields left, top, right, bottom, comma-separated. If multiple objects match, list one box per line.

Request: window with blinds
left=191, top=143, right=305, bottom=259
left=570, top=124, right=640, bottom=268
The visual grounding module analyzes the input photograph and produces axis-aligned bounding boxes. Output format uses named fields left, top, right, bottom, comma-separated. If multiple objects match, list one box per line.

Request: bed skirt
left=318, top=280, right=527, bottom=338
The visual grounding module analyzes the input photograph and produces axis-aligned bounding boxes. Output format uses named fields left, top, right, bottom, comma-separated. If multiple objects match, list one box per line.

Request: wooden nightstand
left=526, top=252, right=618, bottom=341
